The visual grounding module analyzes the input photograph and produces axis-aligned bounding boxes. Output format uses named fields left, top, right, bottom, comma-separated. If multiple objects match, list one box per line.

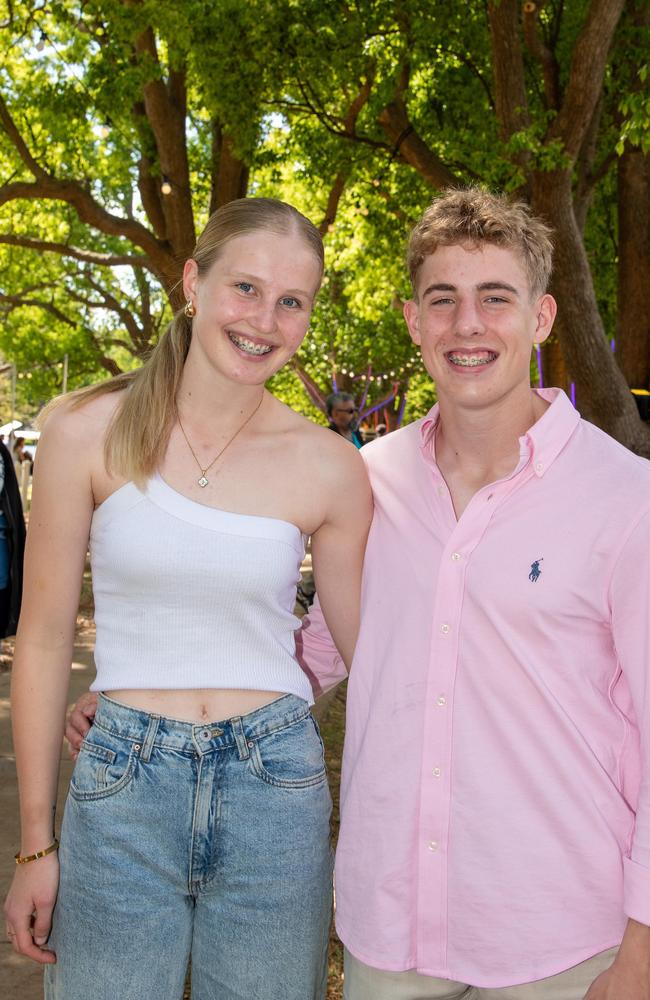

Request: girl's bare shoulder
left=268, top=396, right=366, bottom=480
left=39, top=389, right=125, bottom=450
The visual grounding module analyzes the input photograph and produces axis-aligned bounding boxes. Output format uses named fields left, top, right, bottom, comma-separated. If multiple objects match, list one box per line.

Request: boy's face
left=403, top=242, right=556, bottom=414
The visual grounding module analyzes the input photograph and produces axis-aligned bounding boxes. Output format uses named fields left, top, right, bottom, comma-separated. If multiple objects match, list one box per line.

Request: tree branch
left=0, top=291, right=76, bottom=326
left=0, top=85, right=49, bottom=179
left=0, top=233, right=150, bottom=268
left=319, top=172, right=348, bottom=236
left=78, top=274, right=145, bottom=347
left=522, top=1, right=561, bottom=111
left=548, top=0, right=625, bottom=159
left=377, top=98, right=457, bottom=188
left=131, top=98, right=168, bottom=240
left=487, top=0, right=530, bottom=141
left=134, top=27, right=195, bottom=256
left=0, top=154, right=172, bottom=286
left=209, top=122, right=249, bottom=214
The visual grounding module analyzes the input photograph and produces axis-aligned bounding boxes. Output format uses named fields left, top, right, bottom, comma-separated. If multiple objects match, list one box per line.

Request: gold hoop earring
left=184, top=299, right=196, bottom=318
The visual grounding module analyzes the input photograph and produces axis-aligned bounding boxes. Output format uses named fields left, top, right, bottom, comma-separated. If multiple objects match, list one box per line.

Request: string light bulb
left=98, top=121, right=110, bottom=139
left=161, top=176, right=172, bottom=195
left=36, top=30, right=47, bottom=51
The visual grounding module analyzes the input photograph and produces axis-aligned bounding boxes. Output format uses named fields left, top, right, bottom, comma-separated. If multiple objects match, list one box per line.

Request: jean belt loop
left=140, top=714, right=160, bottom=763
left=231, top=717, right=250, bottom=760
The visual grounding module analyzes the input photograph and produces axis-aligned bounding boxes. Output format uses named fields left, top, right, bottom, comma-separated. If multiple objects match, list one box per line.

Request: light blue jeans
left=45, top=694, right=333, bottom=999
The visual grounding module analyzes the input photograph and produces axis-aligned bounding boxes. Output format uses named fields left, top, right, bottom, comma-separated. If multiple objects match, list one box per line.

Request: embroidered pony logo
left=529, top=558, right=543, bottom=583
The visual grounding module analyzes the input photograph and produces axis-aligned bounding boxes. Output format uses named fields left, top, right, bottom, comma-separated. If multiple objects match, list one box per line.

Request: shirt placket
left=414, top=468, right=529, bottom=973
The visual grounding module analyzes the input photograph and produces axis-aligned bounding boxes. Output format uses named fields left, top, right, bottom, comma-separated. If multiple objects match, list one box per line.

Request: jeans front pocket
left=248, top=714, right=327, bottom=790
left=69, top=727, right=138, bottom=801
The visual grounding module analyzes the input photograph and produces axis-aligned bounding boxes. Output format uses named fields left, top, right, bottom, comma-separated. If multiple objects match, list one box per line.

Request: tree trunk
left=538, top=335, right=569, bottom=393
left=210, top=126, right=250, bottom=213
left=616, top=145, right=650, bottom=391
left=532, top=168, right=650, bottom=455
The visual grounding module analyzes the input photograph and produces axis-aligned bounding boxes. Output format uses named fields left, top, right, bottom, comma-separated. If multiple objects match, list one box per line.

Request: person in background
left=0, top=438, right=25, bottom=638
left=11, top=436, right=32, bottom=508
left=12, top=436, right=25, bottom=467
left=326, top=392, right=364, bottom=448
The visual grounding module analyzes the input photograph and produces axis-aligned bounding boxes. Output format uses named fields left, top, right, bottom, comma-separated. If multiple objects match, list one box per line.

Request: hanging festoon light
left=35, top=29, right=47, bottom=51
left=161, top=176, right=172, bottom=195
left=98, top=119, right=111, bottom=139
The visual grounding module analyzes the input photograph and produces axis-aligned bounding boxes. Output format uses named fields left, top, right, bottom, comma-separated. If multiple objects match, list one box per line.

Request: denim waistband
left=93, top=692, right=311, bottom=760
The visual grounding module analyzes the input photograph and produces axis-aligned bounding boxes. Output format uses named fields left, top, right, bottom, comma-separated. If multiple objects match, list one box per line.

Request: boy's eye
left=280, top=296, right=300, bottom=309
left=236, top=281, right=254, bottom=293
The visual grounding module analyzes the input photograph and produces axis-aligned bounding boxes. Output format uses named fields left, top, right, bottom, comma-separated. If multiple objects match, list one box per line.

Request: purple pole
left=397, top=387, right=408, bottom=426
left=610, top=338, right=616, bottom=353
left=535, top=345, right=543, bottom=388
left=570, top=381, right=576, bottom=407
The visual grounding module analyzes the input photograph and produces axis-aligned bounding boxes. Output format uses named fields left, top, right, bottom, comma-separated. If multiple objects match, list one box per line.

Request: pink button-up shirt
left=297, top=389, right=650, bottom=988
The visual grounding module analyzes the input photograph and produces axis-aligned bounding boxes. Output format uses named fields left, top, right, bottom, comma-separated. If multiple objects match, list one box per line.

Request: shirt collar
left=420, top=388, right=580, bottom=477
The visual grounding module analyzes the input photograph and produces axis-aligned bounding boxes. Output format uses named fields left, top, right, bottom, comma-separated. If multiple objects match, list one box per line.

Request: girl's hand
left=4, top=853, right=59, bottom=964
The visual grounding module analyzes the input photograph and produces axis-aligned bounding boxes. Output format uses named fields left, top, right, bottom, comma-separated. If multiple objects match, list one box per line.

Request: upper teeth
left=229, top=333, right=273, bottom=355
left=448, top=353, right=496, bottom=367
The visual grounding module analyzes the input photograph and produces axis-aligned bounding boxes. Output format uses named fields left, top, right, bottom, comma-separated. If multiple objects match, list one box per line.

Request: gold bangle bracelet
left=14, top=838, right=59, bottom=865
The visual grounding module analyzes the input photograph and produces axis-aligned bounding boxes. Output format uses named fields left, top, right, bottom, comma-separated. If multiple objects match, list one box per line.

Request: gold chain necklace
left=177, top=393, right=264, bottom=488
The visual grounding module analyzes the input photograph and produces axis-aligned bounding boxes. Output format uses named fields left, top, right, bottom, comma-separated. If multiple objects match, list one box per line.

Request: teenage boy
left=300, top=189, right=650, bottom=999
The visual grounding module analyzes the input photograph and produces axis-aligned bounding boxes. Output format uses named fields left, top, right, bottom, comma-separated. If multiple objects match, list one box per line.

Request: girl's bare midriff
left=105, top=688, right=286, bottom=723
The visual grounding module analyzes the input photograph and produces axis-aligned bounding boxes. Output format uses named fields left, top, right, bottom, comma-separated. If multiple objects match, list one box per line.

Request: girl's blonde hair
left=42, top=198, right=324, bottom=483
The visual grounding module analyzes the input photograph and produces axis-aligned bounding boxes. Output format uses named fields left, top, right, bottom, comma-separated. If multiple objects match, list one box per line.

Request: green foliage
left=0, top=0, right=641, bottom=425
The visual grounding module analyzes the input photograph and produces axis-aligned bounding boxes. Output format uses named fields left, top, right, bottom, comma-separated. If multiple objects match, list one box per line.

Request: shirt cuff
left=623, top=856, right=650, bottom=927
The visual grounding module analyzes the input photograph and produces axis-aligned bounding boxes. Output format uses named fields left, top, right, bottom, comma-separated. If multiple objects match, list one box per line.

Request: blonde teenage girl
left=4, top=198, right=372, bottom=1000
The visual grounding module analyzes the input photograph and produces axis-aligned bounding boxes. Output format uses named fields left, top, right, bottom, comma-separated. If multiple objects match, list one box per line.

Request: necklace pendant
left=198, top=475, right=209, bottom=488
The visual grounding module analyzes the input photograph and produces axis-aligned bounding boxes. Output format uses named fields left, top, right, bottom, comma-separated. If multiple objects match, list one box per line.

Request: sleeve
left=610, top=508, right=650, bottom=926
left=295, top=594, right=348, bottom=699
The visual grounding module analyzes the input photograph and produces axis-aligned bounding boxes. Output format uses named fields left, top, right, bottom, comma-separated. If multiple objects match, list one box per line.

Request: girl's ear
left=182, top=258, right=199, bottom=304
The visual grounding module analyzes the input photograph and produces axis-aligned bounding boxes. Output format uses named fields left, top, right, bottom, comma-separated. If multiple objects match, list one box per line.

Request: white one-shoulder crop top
left=88, top=474, right=313, bottom=704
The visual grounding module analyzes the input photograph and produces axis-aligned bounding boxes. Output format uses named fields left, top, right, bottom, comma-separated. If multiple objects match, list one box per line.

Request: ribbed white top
left=89, top=475, right=313, bottom=703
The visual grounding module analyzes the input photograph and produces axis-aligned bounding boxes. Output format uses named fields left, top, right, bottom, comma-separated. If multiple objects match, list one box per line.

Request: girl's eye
left=236, top=282, right=254, bottom=294
left=280, top=296, right=300, bottom=309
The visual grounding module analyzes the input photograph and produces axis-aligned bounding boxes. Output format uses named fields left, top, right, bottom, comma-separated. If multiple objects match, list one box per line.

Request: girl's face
left=182, top=229, right=322, bottom=387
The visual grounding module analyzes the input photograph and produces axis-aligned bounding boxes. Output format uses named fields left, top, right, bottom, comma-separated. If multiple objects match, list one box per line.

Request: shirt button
left=432, top=767, right=441, bottom=777
left=535, top=462, right=543, bottom=473
left=451, top=552, right=461, bottom=561
left=428, top=841, right=439, bottom=852
left=440, top=623, right=450, bottom=634
left=436, top=696, right=446, bottom=707
left=437, top=485, right=445, bottom=495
